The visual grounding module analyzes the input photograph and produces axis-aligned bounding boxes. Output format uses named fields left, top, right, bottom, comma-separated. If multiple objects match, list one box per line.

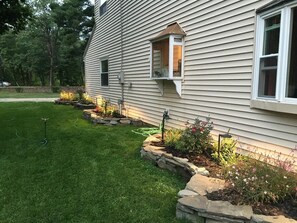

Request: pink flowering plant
left=225, top=157, right=297, bottom=204
left=174, top=117, right=213, bottom=154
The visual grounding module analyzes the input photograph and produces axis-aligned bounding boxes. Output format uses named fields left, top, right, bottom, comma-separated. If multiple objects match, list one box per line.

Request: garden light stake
left=41, top=118, right=49, bottom=145
left=218, top=132, right=232, bottom=158
left=161, top=110, right=170, bottom=142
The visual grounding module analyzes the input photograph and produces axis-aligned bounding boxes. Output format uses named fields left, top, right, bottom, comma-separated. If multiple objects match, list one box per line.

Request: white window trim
left=252, top=2, right=297, bottom=114
left=150, top=35, right=184, bottom=80
left=100, top=58, right=109, bottom=87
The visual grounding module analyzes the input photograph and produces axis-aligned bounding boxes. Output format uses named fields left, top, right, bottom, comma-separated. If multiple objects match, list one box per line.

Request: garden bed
left=141, top=134, right=297, bottom=223
left=83, top=109, right=144, bottom=126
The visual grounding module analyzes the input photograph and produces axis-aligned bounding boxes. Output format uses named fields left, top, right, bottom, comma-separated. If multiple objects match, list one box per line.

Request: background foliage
left=0, top=0, right=94, bottom=86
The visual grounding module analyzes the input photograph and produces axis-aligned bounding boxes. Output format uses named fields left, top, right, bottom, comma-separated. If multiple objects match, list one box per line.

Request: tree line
left=0, top=0, right=94, bottom=86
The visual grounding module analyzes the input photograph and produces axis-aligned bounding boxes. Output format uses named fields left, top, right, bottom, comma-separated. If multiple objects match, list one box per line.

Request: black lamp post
left=41, top=118, right=49, bottom=145
left=218, top=132, right=232, bottom=158
left=161, top=110, right=170, bottom=142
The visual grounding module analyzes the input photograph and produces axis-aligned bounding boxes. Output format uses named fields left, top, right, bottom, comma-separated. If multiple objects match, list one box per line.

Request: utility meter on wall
left=117, top=71, right=124, bottom=84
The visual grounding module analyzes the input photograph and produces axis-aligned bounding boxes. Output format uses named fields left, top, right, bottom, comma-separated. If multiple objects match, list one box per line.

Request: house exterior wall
left=84, top=0, right=297, bottom=161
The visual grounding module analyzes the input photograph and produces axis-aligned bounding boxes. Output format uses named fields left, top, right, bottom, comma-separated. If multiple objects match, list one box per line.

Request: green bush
left=175, top=117, right=213, bottom=154
left=212, top=137, right=239, bottom=166
left=52, top=86, right=60, bottom=93
left=164, top=129, right=182, bottom=148
left=225, top=158, right=297, bottom=204
left=77, top=89, right=84, bottom=100
left=15, top=87, right=23, bottom=93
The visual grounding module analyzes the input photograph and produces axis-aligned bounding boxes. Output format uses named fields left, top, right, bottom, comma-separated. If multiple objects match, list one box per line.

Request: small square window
left=101, top=59, right=108, bottom=86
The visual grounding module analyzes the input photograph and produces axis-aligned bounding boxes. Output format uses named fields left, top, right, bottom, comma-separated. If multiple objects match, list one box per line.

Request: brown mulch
left=150, top=140, right=297, bottom=220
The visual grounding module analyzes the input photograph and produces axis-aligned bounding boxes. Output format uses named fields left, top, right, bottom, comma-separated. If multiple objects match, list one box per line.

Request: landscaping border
left=141, top=134, right=297, bottom=223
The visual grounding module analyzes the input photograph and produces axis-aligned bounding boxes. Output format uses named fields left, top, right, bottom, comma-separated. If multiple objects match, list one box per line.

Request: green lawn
left=0, top=92, right=59, bottom=98
left=0, top=103, right=187, bottom=223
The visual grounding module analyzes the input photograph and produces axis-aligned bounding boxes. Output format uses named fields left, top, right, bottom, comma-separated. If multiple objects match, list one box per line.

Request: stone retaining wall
left=141, top=135, right=297, bottom=223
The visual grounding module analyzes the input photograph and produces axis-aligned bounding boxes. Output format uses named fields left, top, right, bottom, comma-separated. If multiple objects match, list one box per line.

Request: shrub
left=212, top=137, right=239, bottom=166
left=52, top=86, right=60, bottom=93
left=226, top=158, right=297, bottom=204
left=59, top=91, right=77, bottom=101
left=77, top=89, right=84, bottom=100
left=80, top=93, right=93, bottom=104
left=164, top=129, right=183, bottom=148
left=16, top=87, right=23, bottom=93
left=175, top=117, right=213, bottom=154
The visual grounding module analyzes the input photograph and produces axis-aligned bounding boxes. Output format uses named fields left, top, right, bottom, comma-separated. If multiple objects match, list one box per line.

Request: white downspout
left=120, top=0, right=124, bottom=115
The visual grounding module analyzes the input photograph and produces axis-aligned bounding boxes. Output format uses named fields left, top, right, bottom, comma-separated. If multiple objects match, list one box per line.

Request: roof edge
left=83, top=24, right=96, bottom=59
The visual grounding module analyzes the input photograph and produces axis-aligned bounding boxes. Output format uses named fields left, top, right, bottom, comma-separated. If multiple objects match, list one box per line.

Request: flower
left=191, top=127, right=197, bottom=133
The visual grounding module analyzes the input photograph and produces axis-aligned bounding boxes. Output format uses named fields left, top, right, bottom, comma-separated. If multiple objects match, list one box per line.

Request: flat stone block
left=186, top=174, right=226, bottom=196
left=178, top=189, right=199, bottom=198
left=251, top=214, right=297, bottom=223
left=206, top=199, right=252, bottom=221
left=176, top=208, right=205, bottom=223
left=178, top=195, right=208, bottom=213
left=206, top=219, right=229, bottom=223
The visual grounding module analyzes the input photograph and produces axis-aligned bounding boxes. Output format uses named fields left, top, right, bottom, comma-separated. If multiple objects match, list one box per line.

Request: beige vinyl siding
left=85, top=0, right=297, bottom=159
left=85, top=0, right=122, bottom=102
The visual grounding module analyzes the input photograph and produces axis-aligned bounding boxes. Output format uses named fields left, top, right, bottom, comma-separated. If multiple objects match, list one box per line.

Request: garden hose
left=131, top=123, right=162, bottom=136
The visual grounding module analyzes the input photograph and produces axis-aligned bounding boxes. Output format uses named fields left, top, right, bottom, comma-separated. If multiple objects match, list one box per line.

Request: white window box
left=150, top=22, right=186, bottom=97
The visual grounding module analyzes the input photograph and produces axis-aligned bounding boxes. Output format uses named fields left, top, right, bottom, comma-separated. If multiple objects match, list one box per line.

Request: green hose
left=132, top=124, right=162, bottom=136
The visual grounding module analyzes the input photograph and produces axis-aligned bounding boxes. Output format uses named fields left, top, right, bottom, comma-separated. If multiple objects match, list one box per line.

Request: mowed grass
left=0, top=92, right=59, bottom=98
left=0, top=103, right=187, bottom=223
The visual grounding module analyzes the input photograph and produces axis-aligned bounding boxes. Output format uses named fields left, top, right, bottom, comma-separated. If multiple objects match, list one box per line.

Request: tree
left=51, top=0, right=94, bottom=85
left=0, top=0, right=94, bottom=86
left=0, top=0, right=31, bottom=34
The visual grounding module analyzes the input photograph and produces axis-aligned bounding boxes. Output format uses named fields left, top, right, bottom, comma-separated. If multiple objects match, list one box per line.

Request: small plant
left=80, top=93, right=93, bottom=104
left=59, top=91, right=77, bottom=101
left=212, top=137, right=239, bottom=166
left=174, top=117, right=213, bottom=154
left=164, top=129, right=182, bottom=148
left=112, top=110, right=123, bottom=118
left=93, top=105, right=103, bottom=113
left=226, top=157, right=297, bottom=204
left=77, top=89, right=84, bottom=100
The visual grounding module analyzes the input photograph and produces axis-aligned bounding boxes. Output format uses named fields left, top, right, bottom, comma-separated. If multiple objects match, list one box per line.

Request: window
left=150, top=23, right=185, bottom=80
left=253, top=2, right=297, bottom=107
left=152, top=39, right=169, bottom=78
left=100, top=0, right=107, bottom=16
left=101, top=59, right=108, bottom=86
left=151, top=36, right=184, bottom=79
